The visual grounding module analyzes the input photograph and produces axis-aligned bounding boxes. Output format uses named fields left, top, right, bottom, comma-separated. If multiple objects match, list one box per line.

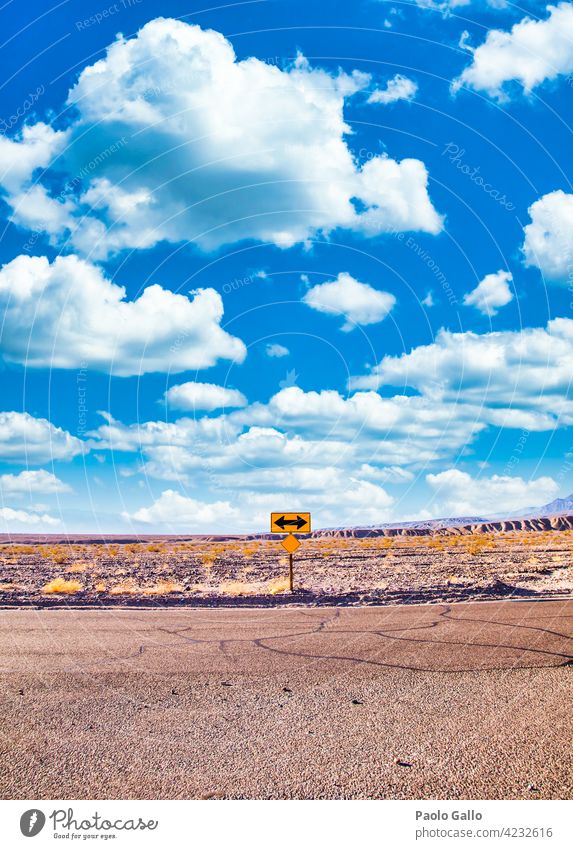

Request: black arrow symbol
left=275, top=515, right=307, bottom=530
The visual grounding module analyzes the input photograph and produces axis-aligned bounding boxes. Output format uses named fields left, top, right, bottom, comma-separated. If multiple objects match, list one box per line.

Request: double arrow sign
left=270, top=512, right=311, bottom=534
left=270, top=512, right=311, bottom=591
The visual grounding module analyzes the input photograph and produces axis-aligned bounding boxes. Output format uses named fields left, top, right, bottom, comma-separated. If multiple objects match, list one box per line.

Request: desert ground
left=0, top=526, right=571, bottom=607
left=0, top=601, right=572, bottom=799
left=0, top=529, right=571, bottom=800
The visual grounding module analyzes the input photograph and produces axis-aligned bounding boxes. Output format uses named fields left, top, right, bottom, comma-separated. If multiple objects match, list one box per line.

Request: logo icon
left=20, top=810, right=46, bottom=837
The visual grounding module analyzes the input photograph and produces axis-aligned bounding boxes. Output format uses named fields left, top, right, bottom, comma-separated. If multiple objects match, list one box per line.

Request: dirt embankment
left=3, top=514, right=573, bottom=548
left=309, top=515, right=573, bottom=539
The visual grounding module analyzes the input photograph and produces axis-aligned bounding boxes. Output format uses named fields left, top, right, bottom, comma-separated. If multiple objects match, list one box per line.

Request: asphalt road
left=1, top=600, right=572, bottom=799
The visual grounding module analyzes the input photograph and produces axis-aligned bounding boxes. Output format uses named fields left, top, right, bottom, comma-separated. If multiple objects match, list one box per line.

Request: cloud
left=0, top=123, right=67, bottom=193
left=2, top=19, right=442, bottom=258
left=302, top=272, right=396, bottom=330
left=266, top=343, right=290, bottom=358
left=358, top=464, right=414, bottom=483
left=350, top=317, right=573, bottom=430
left=368, top=74, right=418, bottom=104
left=89, top=309, right=573, bottom=523
left=421, top=292, right=435, bottom=307
left=0, top=506, right=61, bottom=529
left=91, top=381, right=486, bottom=489
left=124, top=477, right=394, bottom=532
left=124, top=489, right=239, bottom=530
left=463, top=269, right=514, bottom=316
left=523, top=189, right=573, bottom=282
left=164, top=382, right=247, bottom=412
left=407, top=0, right=506, bottom=12
left=0, top=254, right=245, bottom=375
left=453, top=3, right=573, bottom=97
left=426, top=468, right=559, bottom=515
left=0, top=469, right=71, bottom=495
left=0, top=412, right=86, bottom=463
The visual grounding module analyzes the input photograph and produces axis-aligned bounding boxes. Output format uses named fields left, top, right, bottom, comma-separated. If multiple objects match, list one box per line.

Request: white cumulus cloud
left=302, top=272, right=396, bottom=330
left=350, top=318, right=573, bottom=430
left=0, top=254, right=245, bottom=375
left=0, top=506, right=61, bottom=529
left=0, top=412, right=86, bottom=463
left=124, top=489, right=239, bottom=530
left=265, top=343, right=290, bottom=358
left=426, top=468, right=559, bottom=516
left=2, top=18, right=442, bottom=258
left=523, top=189, right=573, bottom=282
left=164, top=382, right=247, bottom=412
left=123, top=477, right=395, bottom=532
left=463, top=269, right=514, bottom=316
left=0, top=469, right=71, bottom=495
left=368, top=74, right=418, bottom=104
left=453, top=3, right=573, bottom=98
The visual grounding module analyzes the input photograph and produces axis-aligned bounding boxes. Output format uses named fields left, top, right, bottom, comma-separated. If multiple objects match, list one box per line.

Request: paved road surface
left=1, top=600, right=572, bottom=799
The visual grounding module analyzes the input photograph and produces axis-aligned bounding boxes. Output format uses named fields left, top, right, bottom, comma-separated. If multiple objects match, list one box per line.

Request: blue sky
left=1, top=0, right=573, bottom=532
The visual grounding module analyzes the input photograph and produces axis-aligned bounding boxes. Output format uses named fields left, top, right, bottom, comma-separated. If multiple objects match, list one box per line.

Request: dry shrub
left=200, top=551, right=218, bottom=568
left=0, top=582, right=16, bottom=590
left=266, top=576, right=290, bottom=594
left=3, top=545, right=35, bottom=556
left=109, top=579, right=139, bottom=595
left=462, top=535, right=495, bottom=556
left=94, top=582, right=107, bottom=592
left=143, top=580, right=183, bottom=595
left=219, top=580, right=258, bottom=596
left=66, top=562, right=89, bottom=573
left=42, top=578, right=82, bottom=594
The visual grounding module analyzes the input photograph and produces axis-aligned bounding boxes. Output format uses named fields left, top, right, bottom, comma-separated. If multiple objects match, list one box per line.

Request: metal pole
left=289, top=552, right=294, bottom=592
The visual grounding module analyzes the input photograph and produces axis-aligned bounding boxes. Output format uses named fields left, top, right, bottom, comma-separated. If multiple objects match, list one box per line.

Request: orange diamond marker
left=281, top=533, right=301, bottom=554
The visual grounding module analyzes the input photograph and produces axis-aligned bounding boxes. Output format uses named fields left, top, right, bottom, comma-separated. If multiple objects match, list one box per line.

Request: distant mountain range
left=329, top=492, right=573, bottom=533
left=503, top=492, right=573, bottom=520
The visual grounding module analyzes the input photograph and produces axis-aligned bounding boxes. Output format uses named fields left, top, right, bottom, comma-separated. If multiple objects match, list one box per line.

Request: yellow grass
left=94, top=582, right=107, bottom=592
left=1, top=544, right=35, bottom=556
left=219, top=580, right=258, bottom=596
left=266, top=576, right=290, bottom=594
left=66, top=562, right=89, bottom=573
left=199, top=551, right=218, bottom=568
left=109, top=579, right=139, bottom=595
left=42, top=578, right=82, bottom=594
left=142, top=580, right=183, bottom=595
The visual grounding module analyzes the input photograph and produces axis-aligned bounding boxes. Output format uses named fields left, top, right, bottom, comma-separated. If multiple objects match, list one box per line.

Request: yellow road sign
left=281, top=534, right=301, bottom=554
left=270, top=512, right=311, bottom=534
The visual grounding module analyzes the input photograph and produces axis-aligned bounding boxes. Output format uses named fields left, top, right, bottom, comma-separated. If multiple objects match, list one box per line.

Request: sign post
left=270, top=513, right=311, bottom=592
